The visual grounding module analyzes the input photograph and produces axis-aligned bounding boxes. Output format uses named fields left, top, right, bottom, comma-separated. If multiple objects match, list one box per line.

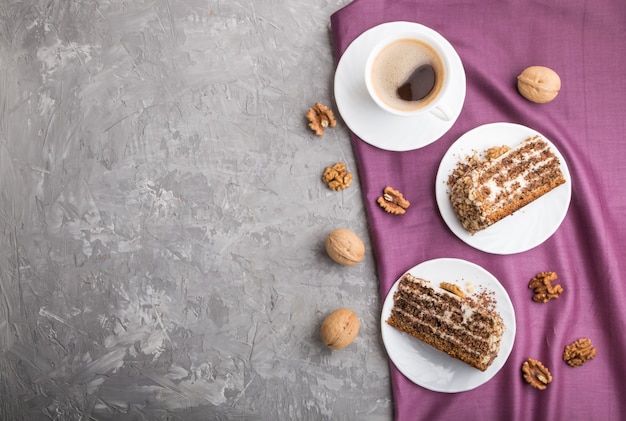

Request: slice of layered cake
left=386, top=273, right=505, bottom=371
left=448, top=135, right=566, bottom=234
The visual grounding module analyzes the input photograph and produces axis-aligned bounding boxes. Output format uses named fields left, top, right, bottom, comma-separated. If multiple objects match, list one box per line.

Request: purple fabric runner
left=330, top=1, right=626, bottom=420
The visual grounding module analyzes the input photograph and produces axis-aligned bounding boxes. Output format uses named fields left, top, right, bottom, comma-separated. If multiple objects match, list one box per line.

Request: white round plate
left=334, top=21, right=466, bottom=151
left=381, top=258, right=516, bottom=393
left=435, top=122, right=572, bottom=254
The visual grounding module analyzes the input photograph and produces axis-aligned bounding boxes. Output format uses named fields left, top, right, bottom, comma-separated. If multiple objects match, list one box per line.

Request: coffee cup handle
left=430, top=104, right=451, bottom=121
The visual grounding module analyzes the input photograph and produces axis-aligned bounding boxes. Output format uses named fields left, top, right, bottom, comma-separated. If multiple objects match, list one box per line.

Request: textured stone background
left=0, top=0, right=391, bottom=419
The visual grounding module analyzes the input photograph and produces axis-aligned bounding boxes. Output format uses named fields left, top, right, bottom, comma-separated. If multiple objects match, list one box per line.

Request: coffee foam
left=370, top=38, right=445, bottom=112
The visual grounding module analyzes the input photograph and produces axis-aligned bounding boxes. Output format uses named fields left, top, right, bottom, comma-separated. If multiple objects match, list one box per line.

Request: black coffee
left=397, top=64, right=436, bottom=101
left=370, top=38, right=445, bottom=112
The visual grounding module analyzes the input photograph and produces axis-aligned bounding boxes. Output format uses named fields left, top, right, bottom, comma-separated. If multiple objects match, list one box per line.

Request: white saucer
left=381, top=258, right=516, bottom=393
left=334, top=21, right=466, bottom=152
left=435, top=122, right=572, bottom=254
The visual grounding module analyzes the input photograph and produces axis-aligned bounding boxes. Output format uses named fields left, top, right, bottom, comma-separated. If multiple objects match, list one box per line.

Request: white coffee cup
left=365, top=30, right=452, bottom=120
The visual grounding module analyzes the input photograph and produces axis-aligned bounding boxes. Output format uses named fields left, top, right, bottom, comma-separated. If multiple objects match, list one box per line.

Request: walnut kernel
left=320, top=308, right=360, bottom=350
left=563, top=338, right=597, bottom=367
left=440, top=282, right=465, bottom=298
left=517, top=66, right=561, bottom=103
left=522, top=358, right=552, bottom=390
left=322, top=162, right=352, bottom=191
left=485, top=145, right=511, bottom=160
left=325, top=228, right=365, bottom=266
left=306, top=102, right=336, bottom=136
left=529, top=271, right=563, bottom=303
left=377, top=186, right=410, bottom=215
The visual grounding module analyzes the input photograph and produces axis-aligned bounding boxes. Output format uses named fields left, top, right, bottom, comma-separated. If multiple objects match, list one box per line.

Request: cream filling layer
left=465, top=136, right=557, bottom=210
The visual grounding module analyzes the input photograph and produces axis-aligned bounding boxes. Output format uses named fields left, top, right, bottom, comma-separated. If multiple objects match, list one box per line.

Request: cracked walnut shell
left=563, top=338, right=597, bottom=367
left=529, top=271, right=563, bottom=303
left=320, top=308, right=360, bottom=350
left=306, top=102, right=336, bottom=136
left=522, top=358, right=552, bottom=390
left=322, top=162, right=352, bottom=191
left=377, top=186, right=410, bottom=215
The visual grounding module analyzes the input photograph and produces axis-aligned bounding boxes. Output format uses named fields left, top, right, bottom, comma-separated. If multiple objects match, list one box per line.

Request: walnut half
left=306, top=102, right=336, bottom=136
left=376, top=186, right=410, bottom=215
left=484, top=145, right=511, bottom=160
left=322, top=162, right=352, bottom=191
left=440, top=282, right=465, bottom=298
left=529, top=271, right=563, bottom=303
left=522, top=358, right=553, bottom=390
left=563, top=338, right=597, bottom=367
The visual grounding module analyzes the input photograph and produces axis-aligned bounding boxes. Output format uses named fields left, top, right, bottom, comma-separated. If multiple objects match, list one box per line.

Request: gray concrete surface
left=0, top=1, right=391, bottom=419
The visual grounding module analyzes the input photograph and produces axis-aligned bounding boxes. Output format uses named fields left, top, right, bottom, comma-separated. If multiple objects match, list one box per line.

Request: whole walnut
left=320, top=308, right=360, bottom=350
left=325, top=228, right=365, bottom=266
left=517, top=66, right=561, bottom=103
